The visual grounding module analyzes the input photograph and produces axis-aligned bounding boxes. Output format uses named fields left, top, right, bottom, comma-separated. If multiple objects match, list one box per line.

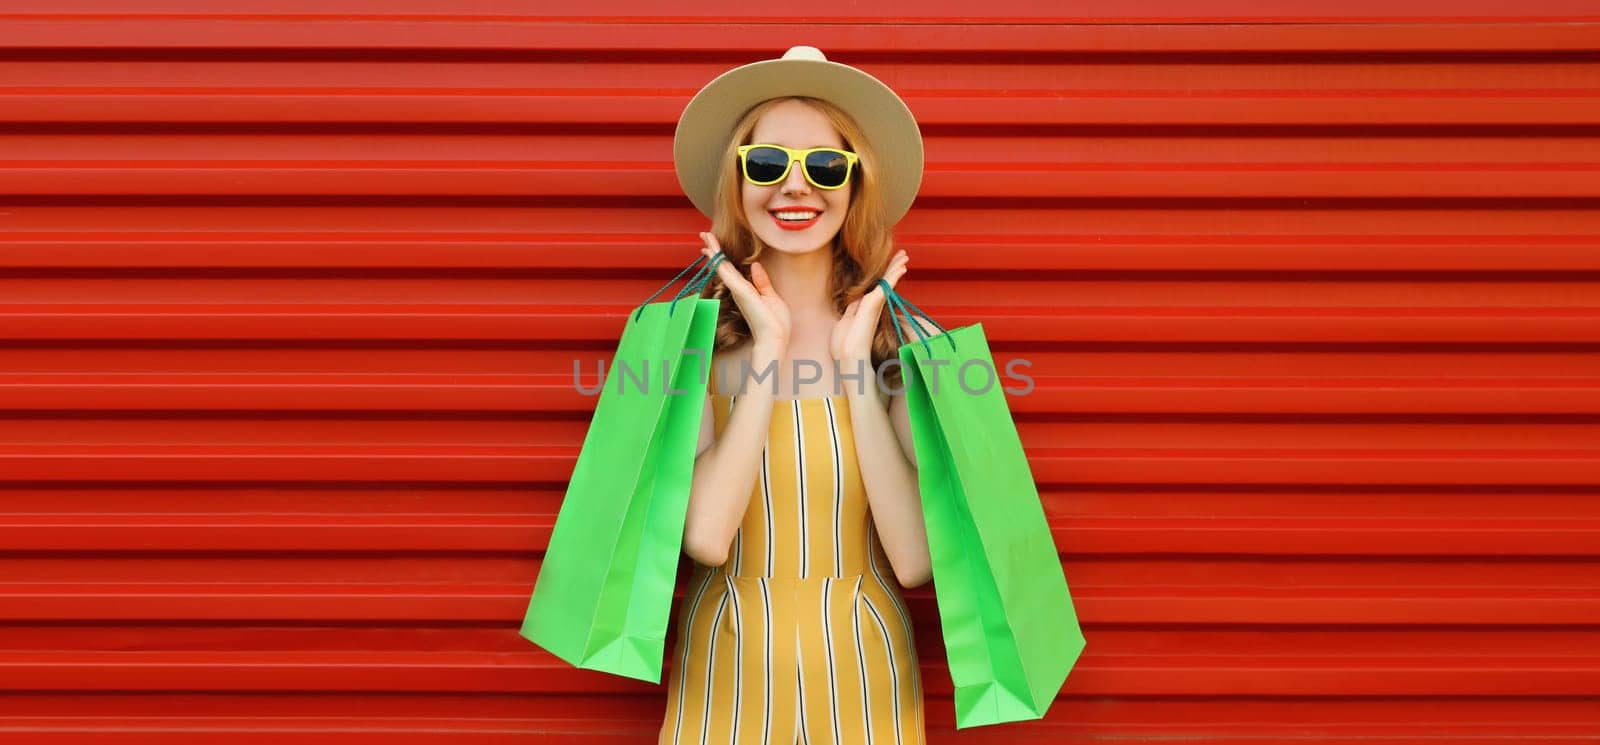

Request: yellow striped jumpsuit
left=659, top=392, right=926, bottom=744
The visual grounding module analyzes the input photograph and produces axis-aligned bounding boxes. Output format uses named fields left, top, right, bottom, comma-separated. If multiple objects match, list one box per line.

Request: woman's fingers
left=856, top=285, right=888, bottom=329
left=750, top=261, right=775, bottom=296
left=714, top=254, right=745, bottom=288
left=697, top=235, right=723, bottom=275
left=862, top=250, right=907, bottom=316
left=870, top=251, right=910, bottom=337
left=697, top=232, right=750, bottom=294
left=878, top=249, right=909, bottom=292
left=878, top=262, right=907, bottom=294
left=699, top=232, right=727, bottom=269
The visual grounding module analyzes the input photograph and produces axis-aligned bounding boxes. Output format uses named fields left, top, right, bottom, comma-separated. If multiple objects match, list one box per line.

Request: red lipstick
left=769, top=208, right=821, bottom=231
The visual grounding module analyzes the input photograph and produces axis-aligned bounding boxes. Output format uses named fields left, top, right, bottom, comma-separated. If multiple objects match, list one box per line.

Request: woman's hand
left=701, top=232, right=790, bottom=361
left=831, top=248, right=909, bottom=364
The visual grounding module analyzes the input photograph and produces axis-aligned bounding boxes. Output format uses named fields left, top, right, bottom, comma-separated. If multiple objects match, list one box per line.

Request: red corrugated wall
left=2, top=2, right=1598, bottom=742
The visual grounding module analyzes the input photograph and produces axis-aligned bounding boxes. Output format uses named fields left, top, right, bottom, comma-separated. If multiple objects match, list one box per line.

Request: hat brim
left=673, top=57, right=923, bottom=226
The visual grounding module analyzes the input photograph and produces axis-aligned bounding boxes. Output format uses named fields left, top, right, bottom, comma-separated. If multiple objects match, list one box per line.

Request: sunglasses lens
left=743, top=146, right=789, bottom=183
left=804, top=150, right=851, bottom=188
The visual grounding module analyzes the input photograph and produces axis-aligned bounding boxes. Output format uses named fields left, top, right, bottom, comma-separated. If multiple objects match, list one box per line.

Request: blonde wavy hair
left=698, top=96, right=907, bottom=390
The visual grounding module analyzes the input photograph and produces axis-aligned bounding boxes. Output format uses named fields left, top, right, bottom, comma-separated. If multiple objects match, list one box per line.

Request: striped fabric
left=659, top=392, right=926, bottom=745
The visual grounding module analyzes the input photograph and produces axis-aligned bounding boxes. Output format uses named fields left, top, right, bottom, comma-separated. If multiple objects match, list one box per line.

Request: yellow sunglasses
left=737, top=144, right=860, bottom=190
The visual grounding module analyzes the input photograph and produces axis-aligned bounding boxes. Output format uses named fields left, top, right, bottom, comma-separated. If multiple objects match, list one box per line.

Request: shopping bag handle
left=673, top=252, right=726, bottom=307
left=634, top=251, right=726, bottom=322
left=877, top=279, right=957, bottom=357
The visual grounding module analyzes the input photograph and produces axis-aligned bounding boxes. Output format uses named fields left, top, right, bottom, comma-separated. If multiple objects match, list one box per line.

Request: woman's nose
left=781, top=157, right=811, bottom=195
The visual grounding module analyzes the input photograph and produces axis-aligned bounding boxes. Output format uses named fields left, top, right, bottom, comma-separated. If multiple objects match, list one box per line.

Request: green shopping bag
left=520, top=254, right=723, bottom=683
left=881, top=281, right=1086, bottom=728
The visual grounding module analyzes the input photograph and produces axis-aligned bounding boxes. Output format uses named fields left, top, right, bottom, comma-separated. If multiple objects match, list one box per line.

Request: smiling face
left=740, top=98, right=853, bottom=257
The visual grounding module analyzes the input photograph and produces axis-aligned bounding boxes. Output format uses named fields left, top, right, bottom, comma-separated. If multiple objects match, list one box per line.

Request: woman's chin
left=753, top=228, right=842, bottom=255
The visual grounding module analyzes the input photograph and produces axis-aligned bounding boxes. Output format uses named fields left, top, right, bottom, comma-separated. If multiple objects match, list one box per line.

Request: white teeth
left=774, top=211, right=818, bottom=221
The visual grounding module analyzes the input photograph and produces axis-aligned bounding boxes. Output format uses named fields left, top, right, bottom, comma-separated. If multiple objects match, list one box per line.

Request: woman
left=659, top=46, right=933, bottom=744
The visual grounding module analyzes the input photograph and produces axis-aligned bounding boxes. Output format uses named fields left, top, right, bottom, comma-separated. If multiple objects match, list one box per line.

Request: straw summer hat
left=672, top=45, right=924, bottom=226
